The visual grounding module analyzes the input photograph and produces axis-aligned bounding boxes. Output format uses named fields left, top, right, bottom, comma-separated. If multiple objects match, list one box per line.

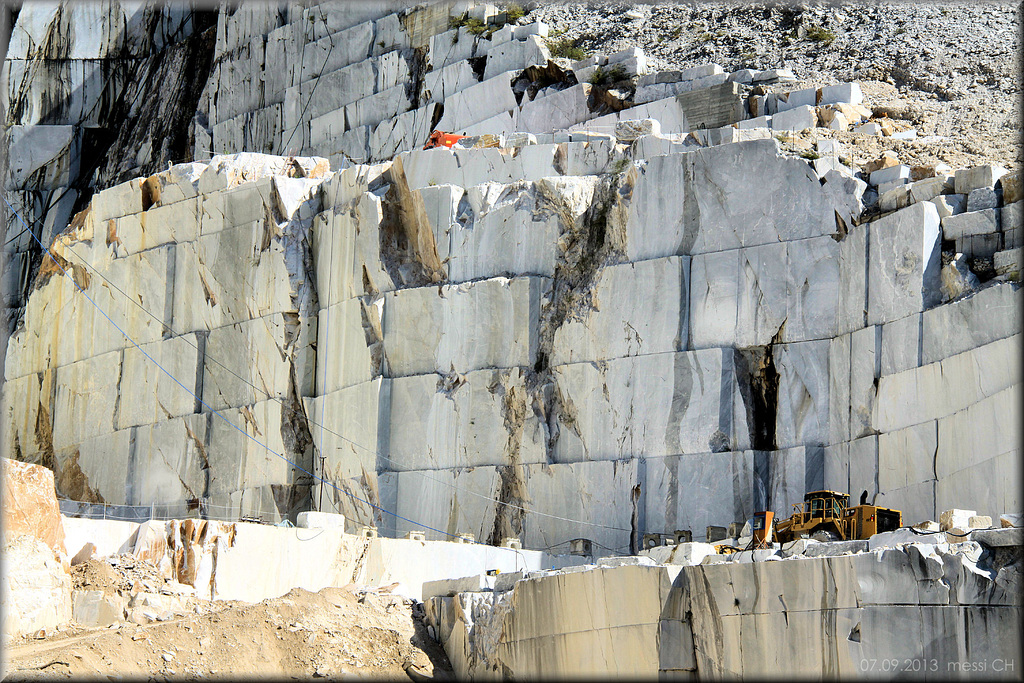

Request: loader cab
left=805, top=490, right=849, bottom=519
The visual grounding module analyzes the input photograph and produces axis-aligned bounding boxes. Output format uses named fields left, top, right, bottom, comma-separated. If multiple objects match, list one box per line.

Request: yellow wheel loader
left=772, top=490, right=902, bottom=543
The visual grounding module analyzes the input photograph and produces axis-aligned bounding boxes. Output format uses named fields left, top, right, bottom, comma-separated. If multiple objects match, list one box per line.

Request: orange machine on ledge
left=423, top=131, right=465, bottom=149
left=772, top=490, right=902, bottom=543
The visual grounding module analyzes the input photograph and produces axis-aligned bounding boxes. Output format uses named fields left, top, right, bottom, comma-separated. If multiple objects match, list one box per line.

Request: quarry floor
left=4, top=559, right=452, bottom=680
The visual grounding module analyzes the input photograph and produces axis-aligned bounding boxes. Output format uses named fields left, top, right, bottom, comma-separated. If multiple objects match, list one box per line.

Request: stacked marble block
left=1, top=154, right=330, bottom=522
left=203, top=0, right=602, bottom=166
left=823, top=197, right=1022, bottom=527
left=349, top=136, right=1017, bottom=548
left=2, top=3, right=199, bottom=323
left=302, top=137, right=856, bottom=550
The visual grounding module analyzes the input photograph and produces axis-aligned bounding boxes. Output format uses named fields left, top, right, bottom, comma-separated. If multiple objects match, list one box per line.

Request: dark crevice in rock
left=404, top=46, right=429, bottom=109
left=487, top=372, right=530, bottom=546
left=33, top=400, right=55, bottom=472
left=513, top=60, right=577, bottom=105
left=468, top=55, right=486, bottom=81
left=734, top=328, right=783, bottom=453
left=629, top=483, right=642, bottom=555
left=280, top=364, right=315, bottom=505
left=530, top=173, right=632, bottom=464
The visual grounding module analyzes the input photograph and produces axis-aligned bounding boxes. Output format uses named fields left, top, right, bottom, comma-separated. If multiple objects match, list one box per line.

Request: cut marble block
left=295, top=21, right=375, bottom=92
left=313, top=192, right=394, bottom=307
left=689, top=236, right=840, bottom=349
left=459, top=110, right=518, bottom=136
left=822, top=442, right=849, bottom=494
left=58, top=244, right=174, bottom=365
left=688, top=244, right=787, bottom=349
left=784, top=236, right=841, bottom=342
left=935, top=385, right=1021, bottom=480
left=370, top=12, right=411, bottom=55
left=3, top=272, right=57, bottom=379
left=52, top=349, right=123, bottom=450
left=373, top=50, right=410, bottom=92
left=289, top=59, right=376, bottom=125
left=378, top=466, right=500, bottom=540
left=873, top=334, right=1021, bottom=433
left=837, top=224, right=867, bottom=334
left=316, top=297, right=382, bottom=395
left=878, top=421, right=937, bottom=492
left=416, top=184, right=463, bottom=271
left=552, top=255, right=690, bottom=365
left=447, top=179, right=574, bottom=283
left=306, top=379, right=386, bottom=479
left=428, top=28, right=476, bottom=68
left=866, top=201, right=942, bottom=326
left=644, top=450, right=756, bottom=541
left=53, top=429, right=133, bottom=505
left=624, top=139, right=835, bottom=261
left=5, top=124, right=80, bottom=191
left=141, top=162, right=206, bottom=207
left=196, top=177, right=272, bottom=235
left=516, top=84, right=592, bottom=134
left=511, top=459, right=641, bottom=556
left=131, top=414, right=210, bottom=505
left=203, top=312, right=316, bottom=412
left=205, top=399, right=310, bottom=496
left=5, top=272, right=85, bottom=378
left=774, top=340, right=830, bottom=449
left=879, top=312, right=921, bottom=377
left=452, top=147, right=534, bottom=187
left=848, top=326, right=879, bottom=441
left=380, top=459, right=638, bottom=551
left=827, top=334, right=851, bottom=445
left=550, top=349, right=750, bottom=462
left=0, top=369, right=56, bottom=463
left=876, top=480, right=935, bottom=527
left=424, top=60, right=479, bottom=104
left=434, top=71, right=519, bottom=133
left=382, top=276, right=549, bottom=377
left=847, top=435, right=878, bottom=502
left=342, top=82, right=413, bottom=132
left=560, top=139, right=630, bottom=176
left=172, top=221, right=299, bottom=334
left=482, top=35, right=549, bottom=80
left=936, top=449, right=1020, bottom=523
left=369, top=103, right=440, bottom=161
left=385, top=367, right=546, bottom=471
left=494, top=568, right=668, bottom=677
left=397, top=146, right=530, bottom=192
left=920, top=282, right=1021, bottom=365
left=117, top=334, right=202, bottom=430
left=850, top=550, right=950, bottom=606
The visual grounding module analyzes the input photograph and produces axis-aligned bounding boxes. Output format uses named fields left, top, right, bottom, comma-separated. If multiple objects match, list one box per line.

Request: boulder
left=1000, top=513, right=1023, bottom=528
left=1, top=458, right=67, bottom=557
left=1, top=534, right=72, bottom=639
left=939, top=508, right=977, bottom=531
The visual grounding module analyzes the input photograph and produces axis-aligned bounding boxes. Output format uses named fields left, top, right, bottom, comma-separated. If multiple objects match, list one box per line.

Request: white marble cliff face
left=4, top=130, right=1020, bottom=536
left=3, top=0, right=1019, bottom=542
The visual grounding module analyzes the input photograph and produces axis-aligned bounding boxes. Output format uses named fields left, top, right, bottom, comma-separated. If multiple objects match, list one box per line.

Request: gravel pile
left=519, top=1, right=1021, bottom=165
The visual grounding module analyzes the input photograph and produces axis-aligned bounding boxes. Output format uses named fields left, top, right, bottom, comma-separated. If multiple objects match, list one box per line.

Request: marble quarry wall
left=2, top=1, right=1021, bottom=552
left=424, top=531, right=1022, bottom=679
left=2, top=1, right=217, bottom=336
